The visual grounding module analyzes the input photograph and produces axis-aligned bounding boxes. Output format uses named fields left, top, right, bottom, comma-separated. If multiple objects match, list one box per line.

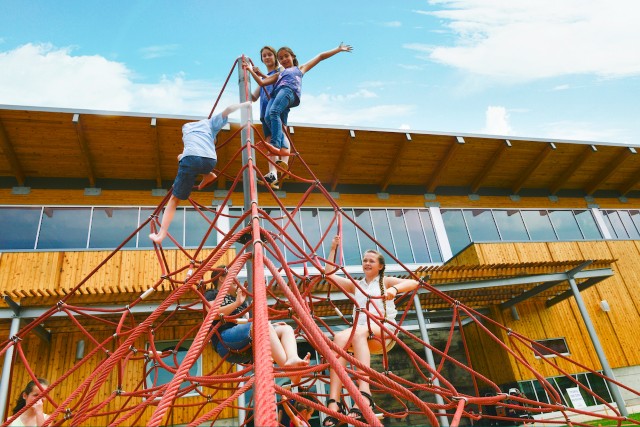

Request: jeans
left=266, top=87, right=295, bottom=150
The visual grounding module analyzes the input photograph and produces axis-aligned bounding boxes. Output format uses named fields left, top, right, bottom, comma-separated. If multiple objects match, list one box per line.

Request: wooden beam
left=585, top=147, right=636, bottom=196
left=150, top=118, right=163, bottom=188
left=0, top=119, right=26, bottom=185
left=425, top=138, right=464, bottom=193
left=470, top=140, right=511, bottom=193
left=72, top=114, right=96, bottom=187
left=618, top=166, right=640, bottom=196
left=379, top=133, right=411, bottom=192
left=330, top=132, right=355, bottom=192
left=511, top=143, right=556, bottom=194
left=549, top=145, right=596, bottom=195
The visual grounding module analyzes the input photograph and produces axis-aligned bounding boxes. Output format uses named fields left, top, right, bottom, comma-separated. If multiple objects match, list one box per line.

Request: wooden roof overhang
left=1, top=105, right=640, bottom=197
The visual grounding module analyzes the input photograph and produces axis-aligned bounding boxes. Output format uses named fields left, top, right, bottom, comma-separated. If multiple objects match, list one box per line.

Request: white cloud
left=139, top=44, right=180, bottom=59
left=383, top=21, right=402, bottom=27
left=413, top=0, right=640, bottom=80
left=541, top=121, right=630, bottom=144
left=481, top=106, right=513, bottom=135
left=552, top=84, right=570, bottom=91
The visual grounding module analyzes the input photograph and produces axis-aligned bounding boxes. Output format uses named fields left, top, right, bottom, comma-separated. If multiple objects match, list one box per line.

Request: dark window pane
left=549, top=210, right=583, bottom=240
left=441, top=209, right=471, bottom=255
left=532, top=338, right=570, bottom=357
left=341, top=209, right=363, bottom=266
left=463, top=209, right=500, bottom=241
left=0, top=207, right=41, bottom=249
left=521, top=210, right=557, bottom=241
left=89, top=208, right=138, bottom=249
left=37, top=207, right=91, bottom=249
left=262, top=208, right=284, bottom=265
left=586, top=372, right=613, bottom=404
left=404, top=209, right=429, bottom=263
left=575, top=373, right=596, bottom=406
left=370, top=210, right=394, bottom=257
left=419, top=210, right=442, bottom=263
left=317, top=208, right=338, bottom=260
left=617, top=210, right=640, bottom=238
left=493, top=210, right=529, bottom=241
left=185, top=208, right=217, bottom=248
left=604, top=211, right=628, bottom=239
left=532, top=379, right=551, bottom=405
left=145, top=340, right=200, bottom=393
left=574, top=210, right=602, bottom=239
left=352, top=209, right=376, bottom=253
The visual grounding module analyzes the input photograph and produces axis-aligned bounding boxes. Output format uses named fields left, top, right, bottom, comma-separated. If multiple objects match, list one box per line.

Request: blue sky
left=1, top=0, right=639, bottom=144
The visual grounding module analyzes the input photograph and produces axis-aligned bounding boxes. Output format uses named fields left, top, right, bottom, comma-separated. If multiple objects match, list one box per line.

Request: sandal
left=323, top=399, right=346, bottom=427
left=347, top=391, right=375, bottom=423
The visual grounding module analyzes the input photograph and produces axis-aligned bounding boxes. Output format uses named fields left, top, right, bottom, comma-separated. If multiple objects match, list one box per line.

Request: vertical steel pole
left=414, top=294, right=450, bottom=427
left=0, top=317, right=20, bottom=421
left=567, top=277, right=628, bottom=416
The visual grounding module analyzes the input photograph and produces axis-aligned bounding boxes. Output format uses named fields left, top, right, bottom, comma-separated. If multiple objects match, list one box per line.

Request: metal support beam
left=0, top=316, right=20, bottom=421
left=414, top=294, right=449, bottom=427
left=566, top=276, right=628, bottom=416
left=0, top=118, right=26, bottom=185
left=545, top=276, right=609, bottom=307
left=3, top=295, right=51, bottom=343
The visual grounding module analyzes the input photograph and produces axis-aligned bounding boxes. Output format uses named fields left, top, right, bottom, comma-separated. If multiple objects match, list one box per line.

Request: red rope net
left=2, top=58, right=640, bottom=427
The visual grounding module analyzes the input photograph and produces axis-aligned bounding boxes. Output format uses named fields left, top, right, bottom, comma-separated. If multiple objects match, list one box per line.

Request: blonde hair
left=364, top=250, right=387, bottom=318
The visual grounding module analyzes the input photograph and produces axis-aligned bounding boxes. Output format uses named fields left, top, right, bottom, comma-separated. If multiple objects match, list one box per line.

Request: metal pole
left=414, top=294, right=450, bottom=427
left=0, top=316, right=21, bottom=421
left=567, top=277, right=628, bottom=416
left=238, top=56, right=256, bottom=291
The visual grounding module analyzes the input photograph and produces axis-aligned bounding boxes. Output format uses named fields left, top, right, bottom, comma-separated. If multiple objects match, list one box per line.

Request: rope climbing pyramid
left=2, top=57, right=640, bottom=427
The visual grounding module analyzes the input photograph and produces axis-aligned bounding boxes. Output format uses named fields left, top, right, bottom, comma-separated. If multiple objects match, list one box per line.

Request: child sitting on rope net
left=321, top=235, right=420, bottom=426
left=204, top=266, right=311, bottom=384
left=149, top=101, right=250, bottom=245
left=243, top=42, right=352, bottom=189
left=6, top=378, right=49, bottom=427
left=278, top=388, right=317, bottom=427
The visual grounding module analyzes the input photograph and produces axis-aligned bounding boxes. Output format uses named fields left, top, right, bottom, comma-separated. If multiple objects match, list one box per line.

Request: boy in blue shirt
left=149, top=101, right=250, bottom=244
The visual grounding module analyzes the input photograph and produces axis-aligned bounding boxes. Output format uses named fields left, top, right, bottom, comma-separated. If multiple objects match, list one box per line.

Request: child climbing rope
left=321, top=235, right=419, bottom=426
left=243, top=43, right=353, bottom=189
left=149, top=101, right=250, bottom=244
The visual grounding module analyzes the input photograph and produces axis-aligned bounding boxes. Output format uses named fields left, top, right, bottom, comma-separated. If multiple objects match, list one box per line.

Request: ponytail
left=12, top=378, right=48, bottom=414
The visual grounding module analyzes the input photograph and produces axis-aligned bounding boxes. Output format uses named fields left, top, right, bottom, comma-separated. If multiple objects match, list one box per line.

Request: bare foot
left=285, top=352, right=311, bottom=385
left=149, top=232, right=165, bottom=244
left=197, top=172, right=217, bottom=190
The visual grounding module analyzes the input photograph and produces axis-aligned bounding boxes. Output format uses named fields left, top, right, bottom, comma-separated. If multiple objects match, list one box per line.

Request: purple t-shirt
left=273, top=66, right=303, bottom=106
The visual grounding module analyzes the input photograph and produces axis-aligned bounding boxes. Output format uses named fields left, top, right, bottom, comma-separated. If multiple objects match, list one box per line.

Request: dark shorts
left=172, top=156, right=216, bottom=200
left=214, top=323, right=253, bottom=364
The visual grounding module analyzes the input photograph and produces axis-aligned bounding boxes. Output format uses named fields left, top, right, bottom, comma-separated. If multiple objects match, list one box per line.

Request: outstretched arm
left=323, top=235, right=355, bottom=293
left=243, top=60, right=278, bottom=87
left=299, top=42, right=353, bottom=74
left=220, top=101, right=252, bottom=119
left=383, top=276, right=420, bottom=300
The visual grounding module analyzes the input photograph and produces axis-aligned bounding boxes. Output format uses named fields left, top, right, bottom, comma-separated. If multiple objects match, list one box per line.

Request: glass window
left=317, top=208, right=338, bottom=260
left=575, top=373, right=597, bottom=406
left=549, top=210, right=583, bottom=240
left=419, top=210, right=442, bottom=263
left=0, top=207, right=41, bottom=250
left=184, top=208, right=217, bottom=248
left=262, top=208, right=284, bottom=265
left=340, top=209, right=362, bottom=266
left=404, top=209, right=429, bottom=263
left=629, top=210, right=640, bottom=236
left=145, top=340, right=201, bottom=396
left=493, top=210, right=529, bottom=241
left=532, top=338, right=570, bottom=357
left=37, top=207, right=91, bottom=249
left=138, top=207, right=181, bottom=248
left=370, top=210, right=395, bottom=257
left=586, top=372, right=613, bottom=405
left=284, top=208, right=306, bottom=266
left=603, top=211, right=627, bottom=239
left=389, top=209, right=416, bottom=263
left=300, top=209, right=323, bottom=256
left=463, top=209, right=500, bottom=242
left=521, top=210, right=557, bottom=241
left=89, top=208, right=138, bottom=249
left=617, top=210, right=640, bottom=239
left=441, top=209, right=471, bottom=256
left=574, top=210, right=602, bottom=240
left=352, top=209, right=377, bottom=253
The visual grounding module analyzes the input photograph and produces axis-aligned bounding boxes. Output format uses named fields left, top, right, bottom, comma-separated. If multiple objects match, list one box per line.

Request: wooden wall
left=458, top=241, right=640, bottom=382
